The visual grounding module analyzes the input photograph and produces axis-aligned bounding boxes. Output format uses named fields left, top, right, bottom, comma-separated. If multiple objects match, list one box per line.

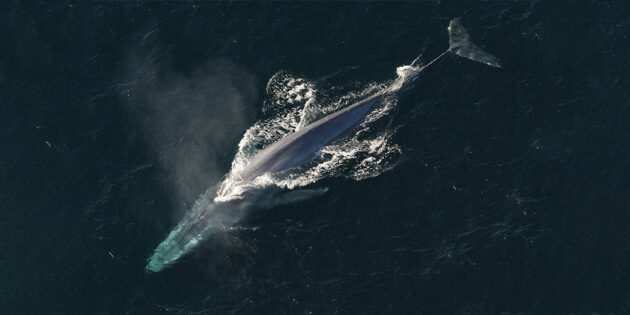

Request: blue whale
left=146, top=19, right=501, bottom=272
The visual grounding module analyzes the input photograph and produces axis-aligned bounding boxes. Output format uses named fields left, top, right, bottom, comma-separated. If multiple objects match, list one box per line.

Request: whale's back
left=238, top=93, right=384, bottom=181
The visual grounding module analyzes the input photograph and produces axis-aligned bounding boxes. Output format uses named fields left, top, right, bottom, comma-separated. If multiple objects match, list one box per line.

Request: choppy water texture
left=2, top=2, right=630, bottom=314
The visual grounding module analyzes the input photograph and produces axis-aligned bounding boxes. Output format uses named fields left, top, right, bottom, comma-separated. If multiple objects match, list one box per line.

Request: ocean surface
left=2, top=1, right=630, bottom=314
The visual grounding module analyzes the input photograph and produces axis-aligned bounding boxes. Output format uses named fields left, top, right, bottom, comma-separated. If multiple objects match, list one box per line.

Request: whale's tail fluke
left=448, top=18, right=502, bottom=68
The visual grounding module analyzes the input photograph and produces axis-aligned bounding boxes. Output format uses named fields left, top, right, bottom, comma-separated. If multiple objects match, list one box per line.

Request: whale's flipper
left=273, top=188, right=329, bottom=206
left=448, top=18, right=502, bottom=68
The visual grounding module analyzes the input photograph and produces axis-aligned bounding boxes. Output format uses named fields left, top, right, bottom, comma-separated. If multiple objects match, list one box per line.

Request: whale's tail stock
left=447, top=18, right=502, bottom=68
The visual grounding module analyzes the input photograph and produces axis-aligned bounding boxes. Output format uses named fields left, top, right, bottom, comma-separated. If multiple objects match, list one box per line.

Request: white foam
left=215, top=59, right=421, bottom=202
left=149, top=58, right=423, bottom=272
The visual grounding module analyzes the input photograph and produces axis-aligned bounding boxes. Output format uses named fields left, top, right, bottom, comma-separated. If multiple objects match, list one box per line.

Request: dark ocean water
left=2, top=1, right=630, bottom=314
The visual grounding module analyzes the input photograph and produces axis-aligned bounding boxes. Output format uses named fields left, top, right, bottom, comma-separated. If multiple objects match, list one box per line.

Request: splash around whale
left=146, top=19, right=502, bottom=273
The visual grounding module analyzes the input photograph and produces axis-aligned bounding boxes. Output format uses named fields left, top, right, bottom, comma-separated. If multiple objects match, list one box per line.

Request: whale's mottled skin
left=237, top=93, right=385, bottom=181
left=146, top=19, right=502, bottom=273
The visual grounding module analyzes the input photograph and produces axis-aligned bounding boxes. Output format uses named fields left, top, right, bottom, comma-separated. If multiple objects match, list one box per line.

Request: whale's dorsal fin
left=448, top=18, right=502, bottom=68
